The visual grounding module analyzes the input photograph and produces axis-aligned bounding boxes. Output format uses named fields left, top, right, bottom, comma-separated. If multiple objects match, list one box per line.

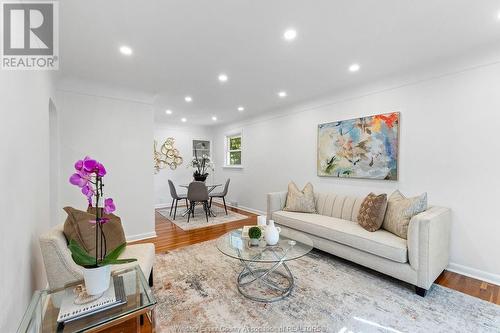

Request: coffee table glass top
left=17, top=265, right=156, bottom=333
left=216, top=228, right=314, bottom=263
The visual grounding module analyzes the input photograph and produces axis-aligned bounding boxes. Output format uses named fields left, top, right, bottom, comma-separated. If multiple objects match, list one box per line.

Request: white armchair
left=39, top=224, right=155, bottom=290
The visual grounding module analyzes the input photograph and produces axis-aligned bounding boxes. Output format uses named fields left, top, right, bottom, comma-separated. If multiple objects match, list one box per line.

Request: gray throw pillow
left=283, top=182, right=317, bottom=213
left=382, top=190, right=427, bottom=239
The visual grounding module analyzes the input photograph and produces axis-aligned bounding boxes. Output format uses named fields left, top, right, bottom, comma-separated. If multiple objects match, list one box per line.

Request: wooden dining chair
left=168, top=180, right=188, bottom=220
left=209, top=178, right=230, bottom=215
left=187, top=181, right=210, bottom=223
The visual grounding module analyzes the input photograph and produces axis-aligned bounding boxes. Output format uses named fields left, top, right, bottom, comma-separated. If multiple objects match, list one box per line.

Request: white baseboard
left=210, top=199, right=266, bottom=216
left=155, top=202, right=188, bottom=210
left=126, top=231, right=157, bottom=242
left=155, top=203, right=170, bottom=209
left=447, top=262, right=500, bottom=286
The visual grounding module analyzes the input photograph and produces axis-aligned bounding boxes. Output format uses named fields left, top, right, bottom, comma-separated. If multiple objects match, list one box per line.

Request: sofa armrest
left=267, top=191, right=288, bottom=221
left=407, top=206, right=451, bottom=289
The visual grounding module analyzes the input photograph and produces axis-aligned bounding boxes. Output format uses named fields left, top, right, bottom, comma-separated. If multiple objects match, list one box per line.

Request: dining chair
left=168, top=180, right=188, bottom=220
left=209, top=178, right=230, bottom=215
left=187, top=181, right=210, bottom=223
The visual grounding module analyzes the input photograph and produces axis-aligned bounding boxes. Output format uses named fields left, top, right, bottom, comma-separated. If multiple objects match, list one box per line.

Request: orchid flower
left=70, top=157, right=117, bottom=224
left=96, top=163, right=106, bottom=177
left=69, top=173, right=88, bottom=187
left=104, top=198, right=116, bottom=214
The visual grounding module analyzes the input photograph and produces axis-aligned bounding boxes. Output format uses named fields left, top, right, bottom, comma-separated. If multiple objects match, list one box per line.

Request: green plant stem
left=95, top=176, right=100, bottom=266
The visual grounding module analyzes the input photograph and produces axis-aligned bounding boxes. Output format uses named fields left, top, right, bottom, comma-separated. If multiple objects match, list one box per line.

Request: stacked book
left=57, top=275, right=126, bottom=323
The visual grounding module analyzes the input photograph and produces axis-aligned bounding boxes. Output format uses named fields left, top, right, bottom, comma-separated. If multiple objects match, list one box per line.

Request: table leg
left=236, top=247, right=294, bottom=302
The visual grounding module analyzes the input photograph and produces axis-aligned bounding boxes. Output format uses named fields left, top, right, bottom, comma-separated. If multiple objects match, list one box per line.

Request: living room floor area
left=131, top=206, right=500, bottom=308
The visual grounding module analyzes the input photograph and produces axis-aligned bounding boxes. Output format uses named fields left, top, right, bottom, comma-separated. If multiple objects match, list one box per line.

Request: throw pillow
left=283, top=182, right=317, bottom=213
left=357, top=193, right=388, bottom=232
left=63, top=206, right=126, bottom=257
left=382, top=190, right=428, bottom=239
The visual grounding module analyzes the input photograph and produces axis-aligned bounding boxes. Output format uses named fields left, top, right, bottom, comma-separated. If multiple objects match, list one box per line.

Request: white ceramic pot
left=83, top=265, right=111, bottom=295
left=264, top=220, right=281, bottom=246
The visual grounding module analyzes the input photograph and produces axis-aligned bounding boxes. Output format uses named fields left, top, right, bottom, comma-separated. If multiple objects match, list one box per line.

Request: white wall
left=154, top=124, right=214, bottom=207
left=0, top=72, right=55, bottom=332
left=213, top=57, right=500, bottom=284
left=57, top=84, right=156, bottom=241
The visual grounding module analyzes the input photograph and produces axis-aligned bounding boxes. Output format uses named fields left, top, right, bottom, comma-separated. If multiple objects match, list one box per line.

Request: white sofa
left=39, top=224, right=155, bottom=290
left=267, top=191, right=451, bottom=296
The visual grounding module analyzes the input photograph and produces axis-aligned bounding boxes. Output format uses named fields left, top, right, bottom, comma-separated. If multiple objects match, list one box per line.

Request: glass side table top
left=17, top=265, right=156, bottom=333
left=216, top=228, right=314, bottom=263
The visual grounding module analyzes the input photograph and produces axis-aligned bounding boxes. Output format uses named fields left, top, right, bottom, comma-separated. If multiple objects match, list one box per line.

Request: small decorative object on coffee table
left=264, top=219, right=281, bottom=246
left=68, top=156, right=137, bottom=295
left=217, top=229, right=313, bottom=302
left=248, top=226, right=262, bottom=246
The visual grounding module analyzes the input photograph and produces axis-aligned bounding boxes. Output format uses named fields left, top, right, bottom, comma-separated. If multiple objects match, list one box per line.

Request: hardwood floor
left=132, top=204, right=258, bottom=253
left=128, top=204, right=499, bottom=332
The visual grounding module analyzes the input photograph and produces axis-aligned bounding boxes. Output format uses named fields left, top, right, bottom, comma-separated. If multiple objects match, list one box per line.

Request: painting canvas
left=317, top=112, right=399, bottom=180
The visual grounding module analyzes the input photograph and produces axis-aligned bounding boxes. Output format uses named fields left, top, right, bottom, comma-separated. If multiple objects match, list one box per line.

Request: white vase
left=257, top=215, right=267, bottom=227
left=83, top=265, right=111, bottom=295
left=264, top=220, right=281, bottom=246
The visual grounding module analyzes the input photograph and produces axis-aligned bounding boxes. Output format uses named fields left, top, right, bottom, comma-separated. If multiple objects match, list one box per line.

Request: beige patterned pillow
left=382, top=190, right=427, bottom=239
left=357, top=193, right=388, bottom=232
left=283, top=182, right=317, bottom=213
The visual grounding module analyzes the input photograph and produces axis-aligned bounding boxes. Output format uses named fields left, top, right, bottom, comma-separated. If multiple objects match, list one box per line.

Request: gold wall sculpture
left=154, top=137, right=183, bottom=173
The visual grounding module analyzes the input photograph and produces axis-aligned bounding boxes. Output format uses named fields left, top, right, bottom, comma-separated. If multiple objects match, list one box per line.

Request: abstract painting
left=317, top=112, right=399, bottom=180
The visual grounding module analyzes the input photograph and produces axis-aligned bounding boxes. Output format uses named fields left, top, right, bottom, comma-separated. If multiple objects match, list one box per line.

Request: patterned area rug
left=156, top=206, right=248, bottom=231
left=152, top=240, right=500, bottom=333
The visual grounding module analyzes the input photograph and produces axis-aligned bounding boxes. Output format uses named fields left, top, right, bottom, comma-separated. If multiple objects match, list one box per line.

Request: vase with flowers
left=188, top=151, right=214, bottom=182
left=68, top=156, right=136, bottom=295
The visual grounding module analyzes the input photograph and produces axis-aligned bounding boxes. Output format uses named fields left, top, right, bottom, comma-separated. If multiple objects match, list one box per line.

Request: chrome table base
left=236, top=246, right=294, bottom=302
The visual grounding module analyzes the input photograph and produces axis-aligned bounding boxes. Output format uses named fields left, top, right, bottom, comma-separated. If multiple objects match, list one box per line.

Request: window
left=192, top=140, right=210, bottom=158
left=225, top=133, right=242, bottom=167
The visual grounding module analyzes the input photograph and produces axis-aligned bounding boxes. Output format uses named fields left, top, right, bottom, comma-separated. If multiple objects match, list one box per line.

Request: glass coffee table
left=216, top=228, right=314, bottom=302
left=17, top=266, right=156, bottom=333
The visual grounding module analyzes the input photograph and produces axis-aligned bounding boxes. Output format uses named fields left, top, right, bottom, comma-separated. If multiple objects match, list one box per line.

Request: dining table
left=179, top=183, right=222, bottom=218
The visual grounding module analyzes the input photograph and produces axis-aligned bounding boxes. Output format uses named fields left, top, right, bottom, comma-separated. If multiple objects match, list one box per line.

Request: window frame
left=224, top=131, right=243, bottom=168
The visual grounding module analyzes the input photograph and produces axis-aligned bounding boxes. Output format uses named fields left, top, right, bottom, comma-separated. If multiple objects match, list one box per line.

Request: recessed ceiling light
left=237, top=106, right=245, bottom=112
left=497, top=11, right=500, bottom=20
left=218, top=73, right=228, bottom=82
left=184, top=96, right=192, bottom=102
left=119, top=45, right=133, bottom=56
left=211, top=116, right=217, bottom=121
left=349, top=63, right=360, bottom=72
left=181, top=117, right=187, bottom=122
left=283, top=29, right=297, bottom=41
left=278, top=91, right=287, bottom=98
left=165, top=109, right=172, bottom=115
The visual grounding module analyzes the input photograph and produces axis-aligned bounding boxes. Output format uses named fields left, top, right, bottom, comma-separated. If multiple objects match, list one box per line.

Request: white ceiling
left=60, top=0, right=500, bottom=126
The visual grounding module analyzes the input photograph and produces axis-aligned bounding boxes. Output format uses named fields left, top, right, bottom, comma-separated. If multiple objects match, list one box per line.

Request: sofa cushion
left=272, top=210, right=408, bottom=263
left=283, top=182, right=317, bottom=213
left=357, top=193, right=388, bottom=232
left=383, top=190, right=428, bottom=239
left=315, top=192, right=364, bottom=222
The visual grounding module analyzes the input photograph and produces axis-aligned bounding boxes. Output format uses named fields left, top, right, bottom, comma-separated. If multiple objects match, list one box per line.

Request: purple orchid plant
left=68, top=156, right=135, bottom=268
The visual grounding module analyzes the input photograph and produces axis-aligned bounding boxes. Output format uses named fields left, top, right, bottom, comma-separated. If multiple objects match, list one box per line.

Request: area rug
left=152, top=240, right=500, bottom=333
left=156, top=206, right=248, bottom=231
